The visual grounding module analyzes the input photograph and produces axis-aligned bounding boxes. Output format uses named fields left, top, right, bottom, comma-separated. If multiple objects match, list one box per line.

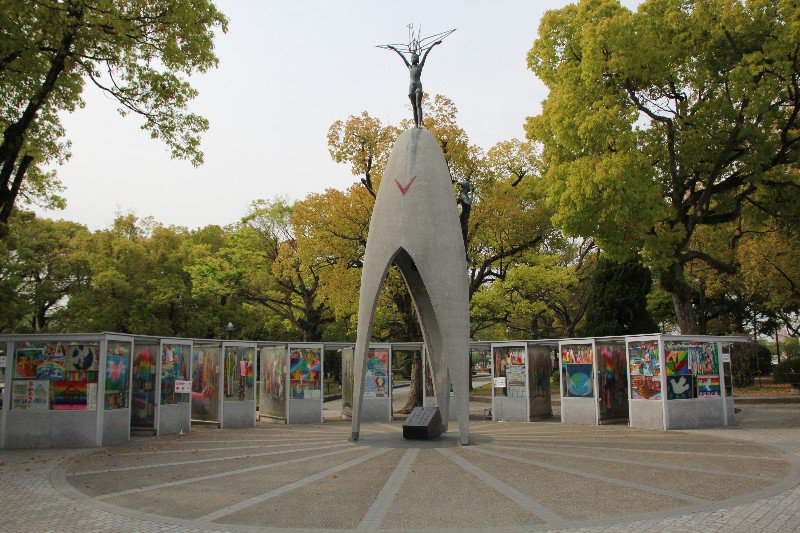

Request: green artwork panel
left=105, top=341, right=131, bottom=410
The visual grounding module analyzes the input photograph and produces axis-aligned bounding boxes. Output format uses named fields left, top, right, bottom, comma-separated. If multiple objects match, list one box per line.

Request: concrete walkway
left=2, top=403, right=799, bottom=531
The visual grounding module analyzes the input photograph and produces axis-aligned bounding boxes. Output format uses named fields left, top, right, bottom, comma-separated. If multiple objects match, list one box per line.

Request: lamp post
left=226, top=321, right=234, bottom=340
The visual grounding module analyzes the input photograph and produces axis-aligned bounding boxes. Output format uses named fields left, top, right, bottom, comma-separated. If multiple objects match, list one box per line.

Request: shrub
left=730, top=342, right=772, bottom=387
left=773, top=357, right=800, bottom=384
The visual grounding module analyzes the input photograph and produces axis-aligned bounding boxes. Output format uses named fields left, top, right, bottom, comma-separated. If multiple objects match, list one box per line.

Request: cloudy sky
left=35, top=0, right=639, bottom=230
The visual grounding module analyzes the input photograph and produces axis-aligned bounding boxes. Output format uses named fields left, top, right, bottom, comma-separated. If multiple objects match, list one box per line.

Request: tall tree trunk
left=661, top=263, right=704, bottom=334
left=399, top=351, right=422, bottom=414
left=0, top=20, right=79, bottom=224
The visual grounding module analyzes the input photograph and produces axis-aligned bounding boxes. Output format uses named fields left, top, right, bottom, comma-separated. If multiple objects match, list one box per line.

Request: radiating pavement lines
left=69, top=442, right=352, bottom=476
left=489, top=436, right=733, bottom=446
left=437, top=448, right=570, bottom=528
left=465, top=446, right=707, bottom=504
left=491, top=439, right=787, bottom=463
left=356, top=448, right=419, bottom=531
left=473, top=426, right=634, bottom=436
left=476, top=427, right=726, bottom=439
left=96, top=445, right=362, bottom=500
left=142, top=435, right=351, bottom=445
left=114, top=439, right=345, bottom=456
left=488, top=444, right=777, bottom=481
left=195, top=447, right=390, bottom=523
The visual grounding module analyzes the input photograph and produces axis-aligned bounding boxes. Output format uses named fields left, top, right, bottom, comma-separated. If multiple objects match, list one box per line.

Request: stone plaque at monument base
left=402, top=406, right=442, bottom=440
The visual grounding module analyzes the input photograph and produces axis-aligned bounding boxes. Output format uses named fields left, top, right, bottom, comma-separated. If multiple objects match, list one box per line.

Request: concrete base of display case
left=287, top=398, right=322, bottom=424
left=666, top=396, right=734, bottom=429
left=5, top=410, right=99, bottom=448
left=102, top=408, right=130, bottom=445
left=561, top=397, right=596, bottom=425
left=629, top=398, right=664, bottom=429
left=157, top=403, right=190, bottom=436
left=361, top=397, right=391, bottom=422
left=221, top=400, right=256, bottom=428
left=492, top=396, right=528, bottom=422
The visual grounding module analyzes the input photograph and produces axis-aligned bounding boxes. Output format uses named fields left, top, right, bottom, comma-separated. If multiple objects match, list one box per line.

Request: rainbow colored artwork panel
left=364, top=375, right=389, bottom=397
left=289, top=348, right=321, bottom=388
left=629, top=342, right=661, bottom=377
left=104, top=354, right=130, bottom=409
left=53, top=380, right=88, bottom=410
left=561, top=344, right=593, bottom=365
left=665, top=345, right=690, bottom=375
left=364, top=349, right=389, bottom=398
left=494, top=347, right=526, bottom=377
left=697, top=375, right=721, bottom=397
left=690, top=343, right=719, bottom=376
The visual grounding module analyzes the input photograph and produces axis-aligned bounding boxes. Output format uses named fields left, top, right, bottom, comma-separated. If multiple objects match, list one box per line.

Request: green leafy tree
left=190, top=199, right=331, bottom=341
left=0, top=210, right=88, bottom=331
left=56, top=214, right=253, bottom=338
left=583, top=255, right=657, bottom=336
left=0, top=0, right=227, bottom=227
left=527, top=0, right=800, bottom=333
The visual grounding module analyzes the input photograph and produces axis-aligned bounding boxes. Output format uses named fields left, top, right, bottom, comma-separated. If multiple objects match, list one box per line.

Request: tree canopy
left=0, top=0, right=227, bottom=228
left=527, top=0, right=800, bottom=333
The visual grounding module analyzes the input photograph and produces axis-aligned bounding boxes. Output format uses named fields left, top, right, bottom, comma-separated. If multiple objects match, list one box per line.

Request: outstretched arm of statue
left=420, top=40, right=442, bottom=69
left=386, top=45, right=411, bottom=68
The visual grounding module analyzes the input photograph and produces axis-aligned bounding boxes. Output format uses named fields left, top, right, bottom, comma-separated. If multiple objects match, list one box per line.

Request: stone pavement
left=0, top=404, right=798, bottom=532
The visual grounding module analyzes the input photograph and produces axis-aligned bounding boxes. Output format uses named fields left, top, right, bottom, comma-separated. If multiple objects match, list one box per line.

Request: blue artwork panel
left=566, top=363, right=593, bottom=397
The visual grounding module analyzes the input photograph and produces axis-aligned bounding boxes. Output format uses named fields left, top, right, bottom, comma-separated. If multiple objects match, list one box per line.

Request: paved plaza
left=1, top=404, right=798, bottom=532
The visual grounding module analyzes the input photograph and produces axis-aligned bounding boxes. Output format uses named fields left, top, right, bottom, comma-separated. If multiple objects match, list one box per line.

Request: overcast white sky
left=35, top=0, right=639, bottom=230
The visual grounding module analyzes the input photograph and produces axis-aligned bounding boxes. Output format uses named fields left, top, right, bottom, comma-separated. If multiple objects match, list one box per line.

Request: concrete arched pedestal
left=350, top=128, right=470, bottom=445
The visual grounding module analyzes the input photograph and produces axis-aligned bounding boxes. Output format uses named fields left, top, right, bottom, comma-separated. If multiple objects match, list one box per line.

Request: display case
left=0, top=333, right=132, bottom=448
left=259, top=344, right=287, bottom=421
left=359, top=344, right=392, bottom=422
left=594, top=338, right=628, bottom=423
left=191, top=342, right=221, bottom=425
left=220, top=342, right=256, bottom=428
left=131, top=338, right=158, bottom=430
left=626, top=334, right=739, bottom=430
left=286, top=343, right=323, bottom=424
left=155, top=339, right=192, bottom=436
left=491, top=342, right=529, bottom=422
left=527, top=341, right=556, bottom=419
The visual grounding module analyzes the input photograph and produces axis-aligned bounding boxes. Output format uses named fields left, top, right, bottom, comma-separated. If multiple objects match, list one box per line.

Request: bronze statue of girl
left=379, top=26, right=455, bottom=128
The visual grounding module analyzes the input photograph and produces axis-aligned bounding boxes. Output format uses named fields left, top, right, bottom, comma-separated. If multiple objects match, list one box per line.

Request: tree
left=738, top=224, right=800, bottom=335
left=527, top=0, right=800, bottom=334
left=583, top=255, right=657, bottom=336
left=0, top=0, right=227, bottom=227
left=55, top=214, right=257, bottom=338
left=191, top=199, right=332, bottom=341
left=327, top=113, right=399, bottom=197
left=0, top=210, right=88, bottom=331
left=471, top=238, right=597, bottom=339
